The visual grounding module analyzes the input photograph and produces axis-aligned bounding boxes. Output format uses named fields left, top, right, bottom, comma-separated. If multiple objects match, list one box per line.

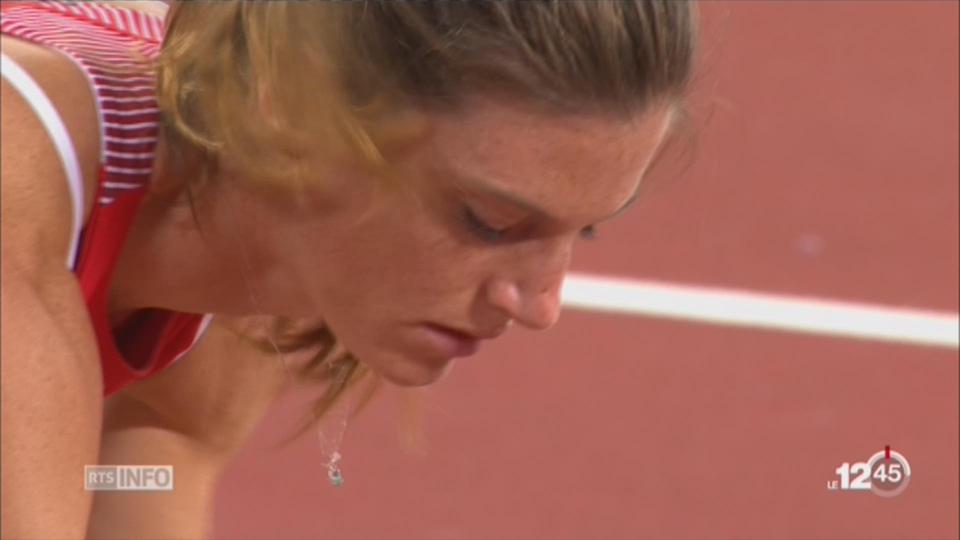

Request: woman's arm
left=1, top=263, right=105, bottom=540
left=86, top=316, right=295, bottom=539
left=0, top=76, right=103, bottom=539
left=85, top=395, right=228, bottom=540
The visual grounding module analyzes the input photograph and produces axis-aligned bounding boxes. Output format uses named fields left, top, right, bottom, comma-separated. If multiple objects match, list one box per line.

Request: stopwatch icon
left=865, top=448, right=911, bottom=497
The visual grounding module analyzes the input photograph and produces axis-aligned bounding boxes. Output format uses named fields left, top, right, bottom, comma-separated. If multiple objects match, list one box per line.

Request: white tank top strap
left=1, top=52, right=85, bottom=269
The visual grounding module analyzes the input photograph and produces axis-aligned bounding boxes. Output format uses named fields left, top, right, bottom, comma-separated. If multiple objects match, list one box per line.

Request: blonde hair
left=156, top=0, right=698, bottom=441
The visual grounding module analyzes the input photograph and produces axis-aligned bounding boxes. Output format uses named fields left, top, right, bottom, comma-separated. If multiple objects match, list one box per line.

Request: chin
left=365, top=350, right=456, bottom=388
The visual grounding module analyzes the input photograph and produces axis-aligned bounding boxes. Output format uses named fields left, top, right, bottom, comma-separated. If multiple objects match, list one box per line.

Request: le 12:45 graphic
left=827, top=446, right=911, bottom=498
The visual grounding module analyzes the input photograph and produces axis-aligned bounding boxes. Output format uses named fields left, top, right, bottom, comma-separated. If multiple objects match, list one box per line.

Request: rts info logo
left=827, top=446, right=910, bottom=497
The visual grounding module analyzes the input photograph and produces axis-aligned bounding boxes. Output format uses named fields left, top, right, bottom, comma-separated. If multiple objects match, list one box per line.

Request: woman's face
left=224, top=97, right=673, bottom=387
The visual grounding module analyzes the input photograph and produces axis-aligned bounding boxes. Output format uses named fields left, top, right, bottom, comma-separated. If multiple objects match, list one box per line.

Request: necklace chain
left=228, top=199, right=349, bottom=487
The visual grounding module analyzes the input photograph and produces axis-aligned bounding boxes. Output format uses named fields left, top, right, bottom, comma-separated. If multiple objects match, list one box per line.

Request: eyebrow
left=455, top=174, right=643, bottom=223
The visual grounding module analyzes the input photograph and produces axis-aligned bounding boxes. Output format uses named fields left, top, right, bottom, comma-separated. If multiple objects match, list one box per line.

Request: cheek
left=298, top=198, right=488, bottom=314
left=352, top=211, right=486, bottom=300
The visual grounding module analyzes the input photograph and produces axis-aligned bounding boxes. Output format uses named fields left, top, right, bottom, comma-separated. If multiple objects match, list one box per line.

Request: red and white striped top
left=1, top=1, right=211, bottom=396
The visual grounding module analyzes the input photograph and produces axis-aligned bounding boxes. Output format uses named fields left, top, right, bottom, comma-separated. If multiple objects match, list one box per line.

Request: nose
left=484, top=241, right=570, bottom=331
left=486, top=278, right=563, bottom=330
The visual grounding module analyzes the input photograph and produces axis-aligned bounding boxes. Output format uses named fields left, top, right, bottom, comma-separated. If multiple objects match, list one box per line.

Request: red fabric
left=2, top=2, right=209, bottom=396
left=70, top=172, right=207, bottom=396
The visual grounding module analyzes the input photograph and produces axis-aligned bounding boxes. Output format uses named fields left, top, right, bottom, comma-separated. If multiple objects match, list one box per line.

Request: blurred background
left=213, top=2, right=959, bottom=539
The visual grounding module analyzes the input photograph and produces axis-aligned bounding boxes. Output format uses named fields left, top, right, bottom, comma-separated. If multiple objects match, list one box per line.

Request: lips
left=420, top=324, right=481, bottom=358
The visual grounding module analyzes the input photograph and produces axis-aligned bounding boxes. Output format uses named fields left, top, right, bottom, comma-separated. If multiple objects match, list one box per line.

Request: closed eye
left=462, top=206, right=508, bottom=242
left=463, top=205, right=599, bottom=243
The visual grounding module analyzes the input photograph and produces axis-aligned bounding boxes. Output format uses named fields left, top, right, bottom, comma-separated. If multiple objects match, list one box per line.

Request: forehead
left=420, top=97, right=674, bottom=222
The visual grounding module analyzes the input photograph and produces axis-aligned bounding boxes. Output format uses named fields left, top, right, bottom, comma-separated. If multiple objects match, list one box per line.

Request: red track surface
left=214, top=3, right=959, bottom=538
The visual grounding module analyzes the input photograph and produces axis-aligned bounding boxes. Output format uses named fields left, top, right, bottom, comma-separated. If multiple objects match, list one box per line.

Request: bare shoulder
left=0, top=41, right=106, bottom=528
left=1, top=35, right=101, bottom=271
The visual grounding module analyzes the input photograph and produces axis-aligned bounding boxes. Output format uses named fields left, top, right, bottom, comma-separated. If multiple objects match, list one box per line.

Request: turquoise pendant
left=327, top=451, right=344, bottom=487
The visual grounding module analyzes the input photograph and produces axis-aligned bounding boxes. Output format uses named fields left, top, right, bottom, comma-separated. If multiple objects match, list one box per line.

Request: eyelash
left=462, top=206, right=598, bottom=243
left=463, top=206, right=507, bottom=242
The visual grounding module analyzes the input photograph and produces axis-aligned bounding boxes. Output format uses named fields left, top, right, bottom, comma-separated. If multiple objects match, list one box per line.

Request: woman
left=1, top=1, right=696, bottom=538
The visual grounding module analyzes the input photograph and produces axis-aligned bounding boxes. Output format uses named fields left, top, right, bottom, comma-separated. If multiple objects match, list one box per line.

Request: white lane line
left=561, top=273, right=959, bottom=349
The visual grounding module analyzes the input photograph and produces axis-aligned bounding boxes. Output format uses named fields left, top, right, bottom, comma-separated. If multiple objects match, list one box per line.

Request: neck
left=108, top=144, right=259, bottom=319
